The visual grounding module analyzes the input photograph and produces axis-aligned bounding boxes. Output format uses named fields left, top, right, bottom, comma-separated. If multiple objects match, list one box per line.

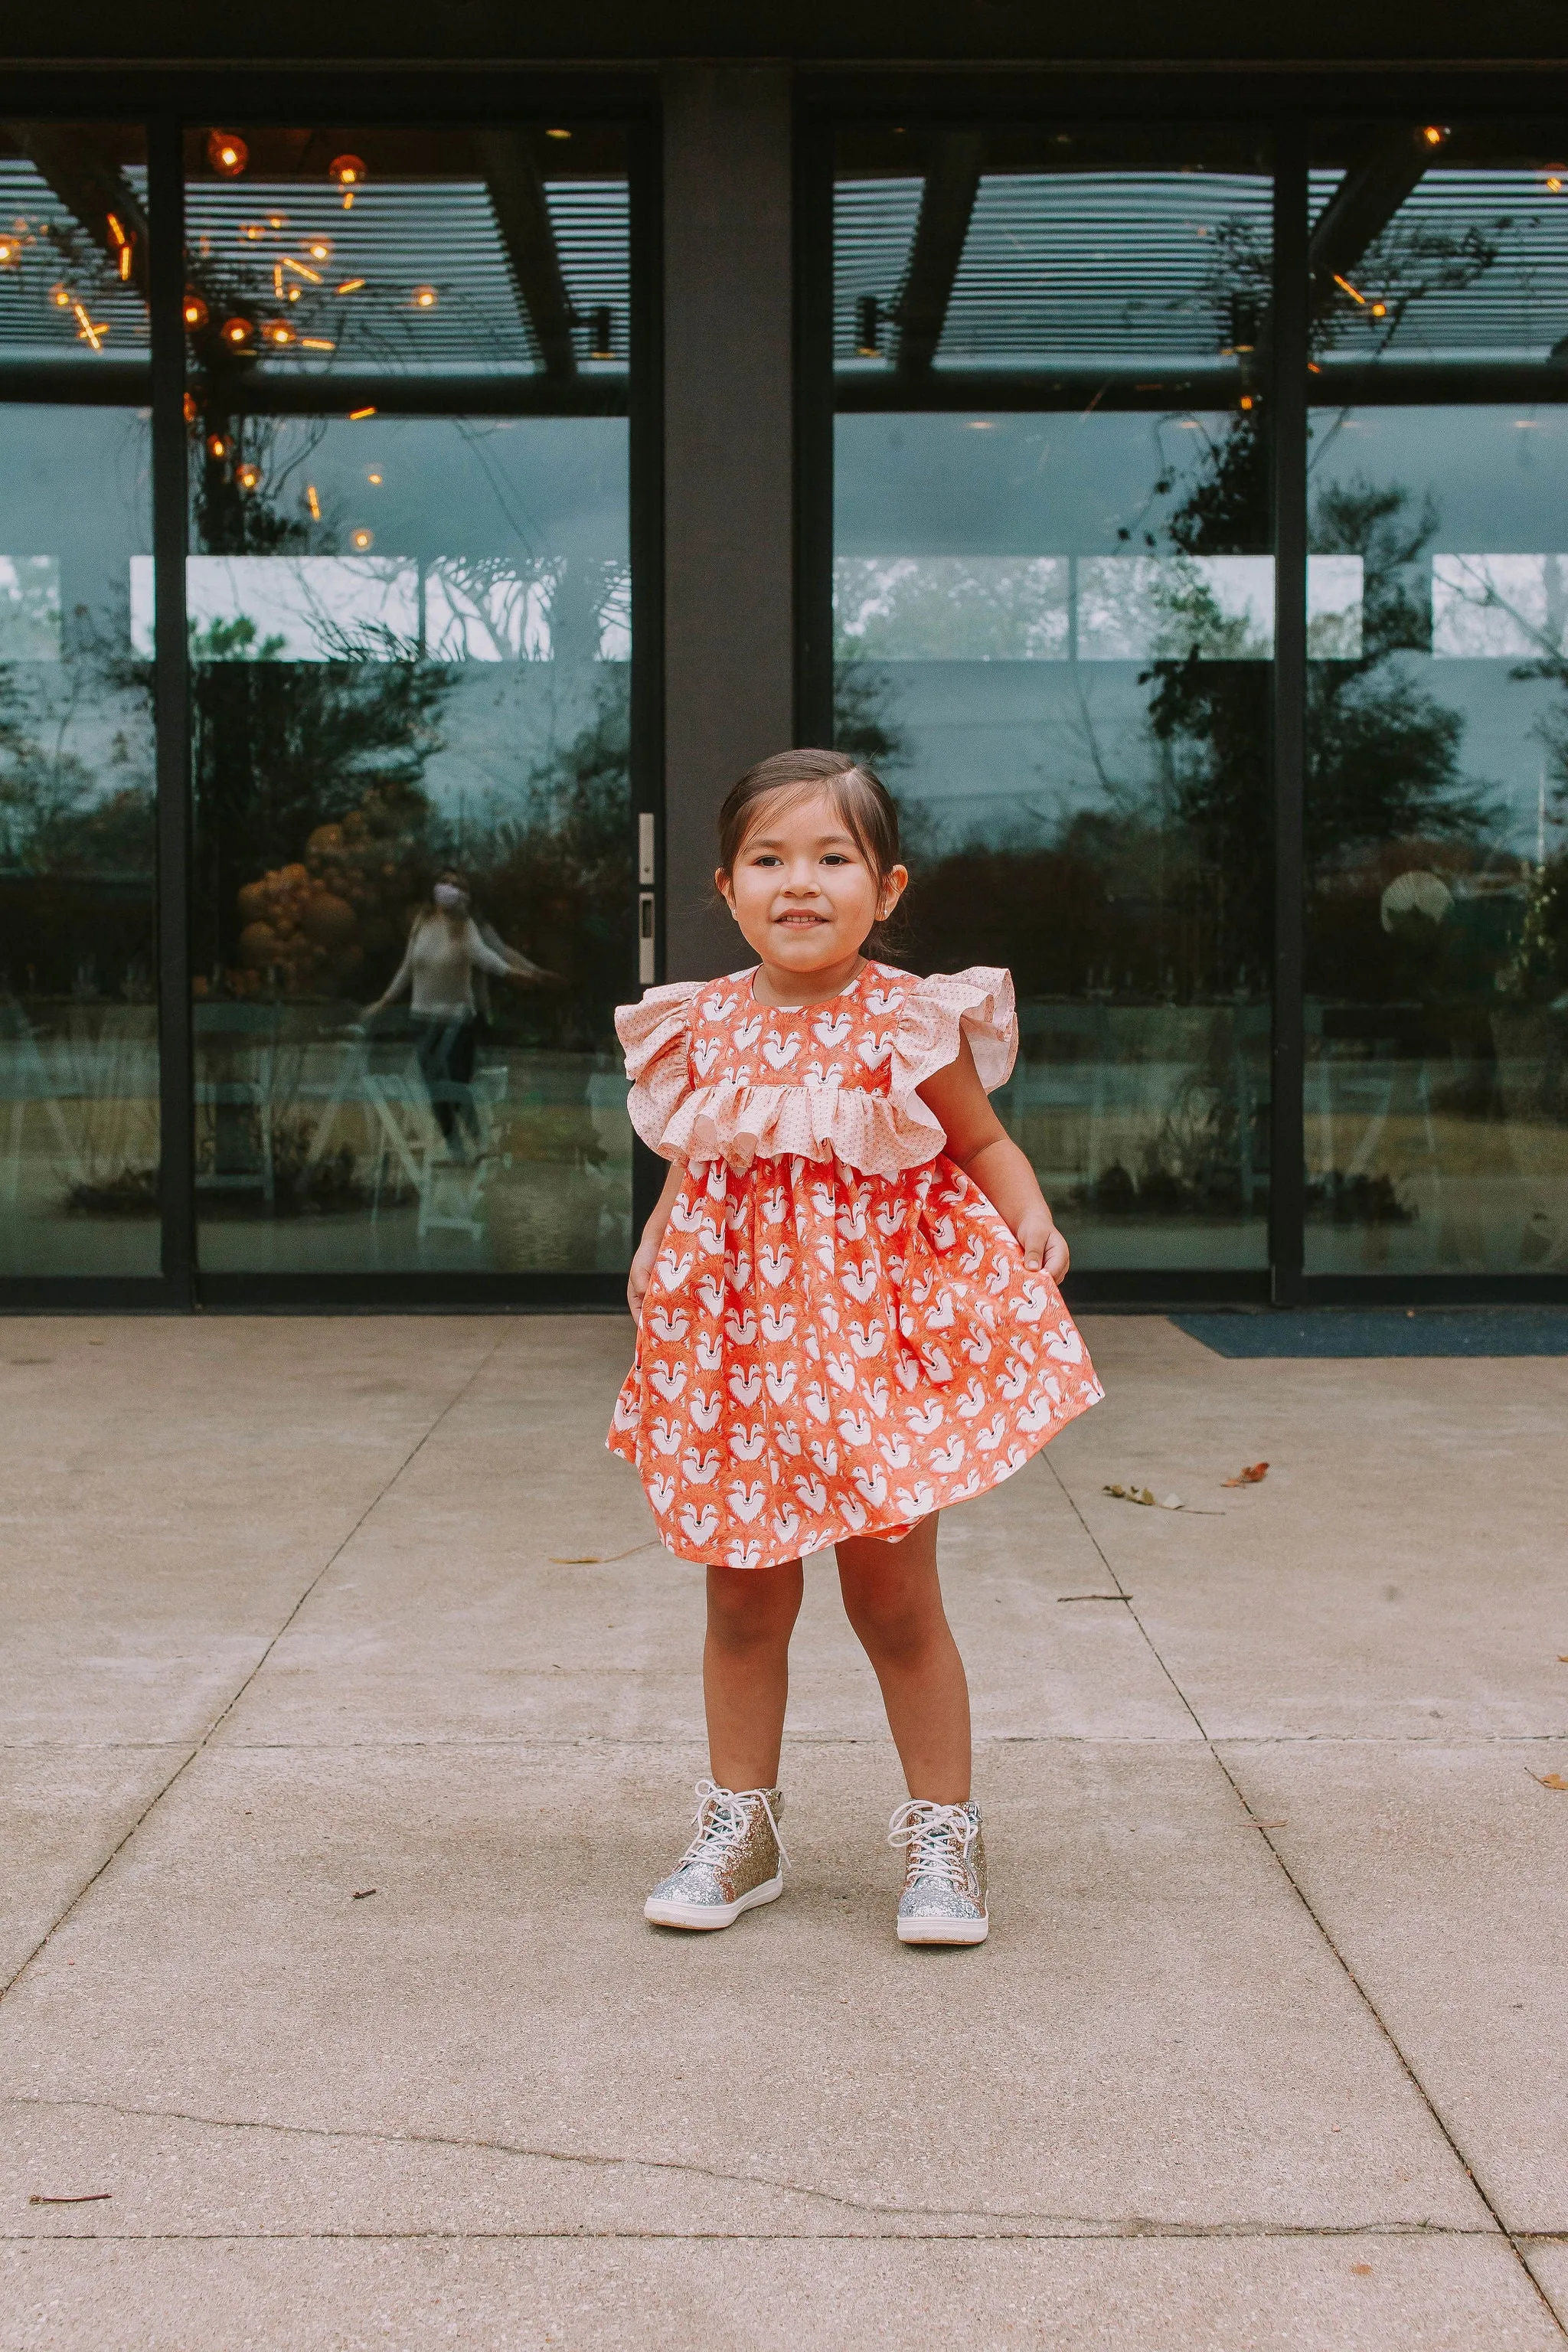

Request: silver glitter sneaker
left=643, top=1779, right=788, bottom=1931
left=889, top=1798, right=988, bottom=1945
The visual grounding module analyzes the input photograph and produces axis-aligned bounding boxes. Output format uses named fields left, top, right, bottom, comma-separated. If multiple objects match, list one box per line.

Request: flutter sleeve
left=615, top=981, right=705, bottom=1158
left=889, top=967, right=1018, bottom=1135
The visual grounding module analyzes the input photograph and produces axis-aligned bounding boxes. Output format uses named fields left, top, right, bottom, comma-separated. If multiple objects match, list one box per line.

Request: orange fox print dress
left=607, top=962, right=1102, bottom=1570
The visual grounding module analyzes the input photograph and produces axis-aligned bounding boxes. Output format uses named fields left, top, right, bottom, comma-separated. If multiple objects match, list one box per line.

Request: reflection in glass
left=183, top=125, right=634, bottom=1275
left=834, top=126, right=1273, bottom=1268
left=0, top=125, right=158, bottom=1276
left=1306, top=126, right=1568, bottom=1272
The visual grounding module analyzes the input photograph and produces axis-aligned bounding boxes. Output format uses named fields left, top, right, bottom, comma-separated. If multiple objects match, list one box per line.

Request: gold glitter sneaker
left=889, top=1798, right=988, bottom=1945
left=643, top=1779, right=788, bottom=1931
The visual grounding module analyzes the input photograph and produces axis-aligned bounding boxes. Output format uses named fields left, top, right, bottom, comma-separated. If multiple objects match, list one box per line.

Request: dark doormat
left=1171, top=1309, right=1568, bottom=1358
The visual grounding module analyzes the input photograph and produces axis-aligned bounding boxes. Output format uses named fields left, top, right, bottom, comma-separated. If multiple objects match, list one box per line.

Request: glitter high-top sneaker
left=643, top=1779, right=788, bottom=1930
left=888, top=1798, right=988, bottom=1945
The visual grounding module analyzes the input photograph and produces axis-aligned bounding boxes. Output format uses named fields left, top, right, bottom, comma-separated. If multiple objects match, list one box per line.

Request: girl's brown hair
left=717, top=748, right=901, bottom=887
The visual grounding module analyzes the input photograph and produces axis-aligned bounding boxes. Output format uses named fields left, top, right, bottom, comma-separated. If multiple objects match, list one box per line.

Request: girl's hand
left=1015, top=1200, right=1070, bottom=1282
left=626, top=1233, right=660, bottom=1324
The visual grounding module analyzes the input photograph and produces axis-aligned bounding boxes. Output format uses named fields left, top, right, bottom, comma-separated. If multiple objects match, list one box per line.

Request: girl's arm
left=916, top=1035, right=1070, bottom=1282
left=364, top=935, right=415, bottom=1018
left=627, top=1156, right=688, bottom=1322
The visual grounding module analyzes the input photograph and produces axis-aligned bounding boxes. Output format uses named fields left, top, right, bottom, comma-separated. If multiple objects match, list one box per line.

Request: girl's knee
left=706, top=1563, right=802, bottom=1649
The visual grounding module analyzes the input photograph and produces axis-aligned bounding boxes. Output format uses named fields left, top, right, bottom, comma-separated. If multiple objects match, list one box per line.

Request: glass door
left=1304, top=121, right=1568, bottom=1277
left=831, top=121, right=1276, bottom=1278
left=181, top=119, right=636, bottom=1280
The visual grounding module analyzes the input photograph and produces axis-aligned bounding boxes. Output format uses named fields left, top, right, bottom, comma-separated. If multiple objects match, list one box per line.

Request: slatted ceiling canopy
left=182, top=176, right=629, bottom=378
left=0, top=154, right=149, bottom=354
left=1309, top=167, right=1568, bottom=361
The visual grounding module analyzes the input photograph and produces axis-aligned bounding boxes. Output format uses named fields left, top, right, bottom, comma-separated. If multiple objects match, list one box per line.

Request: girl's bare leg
left=836, top=1516, right=972, bottom=1803
left=704, top=1558, right=804, bottom=1788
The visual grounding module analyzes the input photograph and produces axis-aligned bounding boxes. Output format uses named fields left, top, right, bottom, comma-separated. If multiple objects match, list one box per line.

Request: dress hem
left=606, top=1372, right=1103, bottom=1570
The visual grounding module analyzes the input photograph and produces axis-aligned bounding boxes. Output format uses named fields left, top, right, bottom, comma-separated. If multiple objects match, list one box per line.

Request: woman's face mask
left=433, top=883, right=466, bottom=910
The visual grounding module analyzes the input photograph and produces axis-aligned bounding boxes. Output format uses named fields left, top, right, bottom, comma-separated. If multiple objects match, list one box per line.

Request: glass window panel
left=0, top=124, right=158, bottom=1276
left=834, top=123, right=1273, bottom=1271
left=1305, top=122, right=1568, bottom=1274
left=184, top=123, right=635, bottom=1276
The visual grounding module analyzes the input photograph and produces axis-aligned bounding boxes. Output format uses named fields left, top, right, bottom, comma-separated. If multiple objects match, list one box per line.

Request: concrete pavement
left=2, top=1312, right=1566, bottom=2349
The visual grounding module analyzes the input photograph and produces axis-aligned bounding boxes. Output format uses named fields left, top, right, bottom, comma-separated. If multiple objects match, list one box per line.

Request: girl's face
left=717, top=788, right=906, bottom=978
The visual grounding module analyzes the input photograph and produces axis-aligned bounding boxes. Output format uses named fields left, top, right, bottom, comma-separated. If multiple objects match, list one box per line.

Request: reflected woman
left=364, top=870, right=547, bottom=1157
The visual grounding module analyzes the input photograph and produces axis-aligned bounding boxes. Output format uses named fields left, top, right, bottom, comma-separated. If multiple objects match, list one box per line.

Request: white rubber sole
left=897, top=1911, right=989, bottom=1946
left=644, top=1873, right=784, bottom=1931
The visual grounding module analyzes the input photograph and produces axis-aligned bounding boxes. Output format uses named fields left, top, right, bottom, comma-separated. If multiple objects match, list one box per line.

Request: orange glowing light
left=1239, top=392, right=1255, bottom=411
left=299, top=336, right=335, bottom=350
left=207, top=130, right=249, bottom=177
left=305, top=484, right=322, bottom=519
left=1370, top=301, right=1387, bottom=317
left=207, top=433, right=231, bottom=460
left=330, top=155, right=365, bottom=187
left=544, top=127, right=571, bottom=139
left=269, top=214, right=287, bottom=230
left=1422, top=125, right=1447, bottom=146
left=411, top=284, right=437, bottom=309
left=1334, top=273, right=1367, bottom=305
left=335, top=278, right=365, bottom=294
left=240, top=222, right=267, bottom=242
left=367, top=471, right=382, bottom=484
left=1549, top=176, right=1565, bottom=194
left=286, top=287, right=302, bottom=303
left=72, top=302, right=104, bottom=351
left=182, top=390, right=198, bottom=423
left=118, top=243, right=133, bottom=280
left=351, top=528, right=374, bottom=550
left=105, top=213, right=126, bottom=247
left=0, top=237, right=18, bottom=266
left=305, top=237, right=332, bottom=262
left=263, top=321, right=294, bottom=346
left=221, top=315, right=254, bottom=347
left=348, top=406, right=376, bottom=420
left=236, top=462, right=261, bottom=492
left=281, top=256, right=322, bottom=284
left=181, top=291, right=209, bottom=330
left=51, top=283, right=72, bottom=308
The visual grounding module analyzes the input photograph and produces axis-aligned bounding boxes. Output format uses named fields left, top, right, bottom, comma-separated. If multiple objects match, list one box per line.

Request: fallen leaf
left=1351, top=2262, right=1373, bottom=2275
left=1558, top=1655, right=1568, bottom=1664
left=1102, top=1484, right=1224, bottom=1516
left=29, top=2192, right=109, bottom=2206
left=351, top=1887, right=378, bottom=1900
left=1222, top=1462, right=1269, bottom=1487
left=1531, top=1773, right=1568, bottom=1791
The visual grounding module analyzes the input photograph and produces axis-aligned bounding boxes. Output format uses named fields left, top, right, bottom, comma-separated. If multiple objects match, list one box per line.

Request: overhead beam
left=472, top=129, right=579, bottom=382
left=894, top=130, right=985, bottom=377
left=2, top=119, right=150, bottom=300
left=1308, top=126, right=1436, bottom=315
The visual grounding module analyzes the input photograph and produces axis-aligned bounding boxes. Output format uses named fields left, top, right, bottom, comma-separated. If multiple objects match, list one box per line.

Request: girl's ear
left=876, top=863, right=910, bottom=921
left=714, top=867, right=738, bottom=919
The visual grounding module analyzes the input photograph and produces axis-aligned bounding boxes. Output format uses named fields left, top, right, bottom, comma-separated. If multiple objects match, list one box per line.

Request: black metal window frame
left=0, top=73, right=664, bottom=1315
left=796, top=71, right=1568, bottom=1310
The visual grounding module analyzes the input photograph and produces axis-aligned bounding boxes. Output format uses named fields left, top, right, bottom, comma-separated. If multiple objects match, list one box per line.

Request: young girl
left=609, top=750, right=1102, bottom=1945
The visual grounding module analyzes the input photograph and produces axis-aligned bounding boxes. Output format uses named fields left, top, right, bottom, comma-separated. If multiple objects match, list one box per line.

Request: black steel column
left=660, top=65, right=795, bottom=982
left=1269, top=122, right=1308, bottom=1301
left=148, top=119, right=195, bottom=1306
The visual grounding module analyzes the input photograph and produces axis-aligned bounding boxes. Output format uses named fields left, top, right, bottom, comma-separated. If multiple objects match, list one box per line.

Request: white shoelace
left=888, top=1799, right=976, bottom=1892
left=678, top=1779, right=790, bottom=1870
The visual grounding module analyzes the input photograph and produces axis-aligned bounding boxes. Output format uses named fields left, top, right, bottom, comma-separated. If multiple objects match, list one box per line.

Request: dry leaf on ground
left=1222, top=1462, right=1269, bottom=1487
left=1531, top=1772, right=1568, bottom=1791
left=1102, top=1483, right=1224, bottom=1517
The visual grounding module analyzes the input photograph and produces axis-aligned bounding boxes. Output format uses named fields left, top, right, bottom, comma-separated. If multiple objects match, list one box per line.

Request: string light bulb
left=263, top=320, right=294, bottom=346
left=1422, top=125, right=1449, bottom=147
left=182, top=391, right=198, bottom=423
left=305, top=484, right=321, bottom=519
left=1548, top=175, right=1565, bottom=194
left=330, top=155, right=365, bottom=210
left=207, top=433, right=232, bottom=460
left=305, top=237, right=332, bottom=262
left=220, top=315, right=254, bottom=348
left=0, top=236, right=18, bottom=266
left=351, top=527, right=374, bottom=550
left=181, top=291, right=209, bottom=330
left=411, top=284, right=438, bottom=309
left=544, top=127, right=572, bottom=139
left=236, top=461, right=261, bottom=492
left=51, top=283, right=72, bottom=309
left=207, top=130, right=249, bottom=177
